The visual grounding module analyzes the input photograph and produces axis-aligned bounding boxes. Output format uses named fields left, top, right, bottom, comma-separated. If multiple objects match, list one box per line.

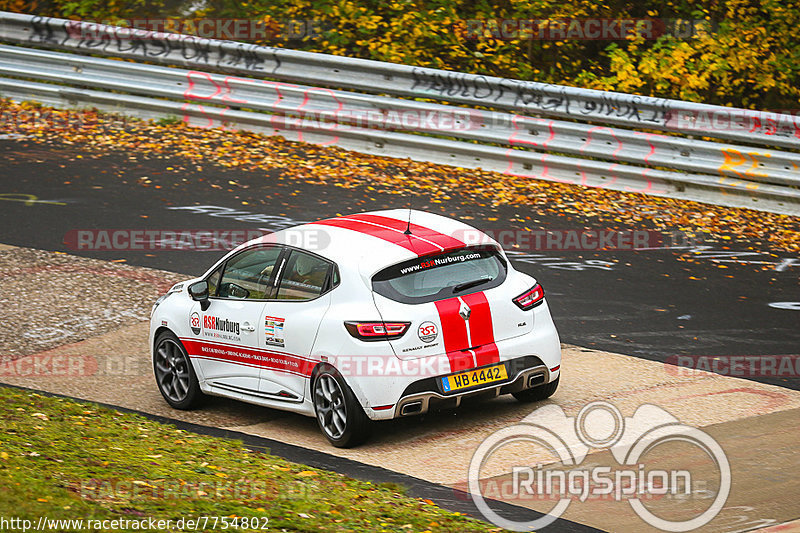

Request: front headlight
left=151, top=282, right=185, bottom=317
left=151, top=293, right=170, bottom=317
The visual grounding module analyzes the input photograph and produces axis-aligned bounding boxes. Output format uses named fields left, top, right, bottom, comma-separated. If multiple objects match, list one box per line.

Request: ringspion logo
left=468, top=401, right=730, bottom=531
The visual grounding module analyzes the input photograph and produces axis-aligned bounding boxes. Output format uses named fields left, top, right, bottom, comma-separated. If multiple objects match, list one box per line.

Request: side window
left=207, top=265, right=223, bottom=297
left=276, top=251, right=331, bottom=301
left=218, top=246, right=283, bottom=300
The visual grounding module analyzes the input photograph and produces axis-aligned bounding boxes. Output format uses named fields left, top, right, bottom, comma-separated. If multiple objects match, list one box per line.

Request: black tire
left=512, top=376, right=559, bottom=403
left=153, top=331, right=205, bottom=410
left=313, top=365, right=372, bottom=448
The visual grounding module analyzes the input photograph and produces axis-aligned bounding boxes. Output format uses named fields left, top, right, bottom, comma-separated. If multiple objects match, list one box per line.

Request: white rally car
left=150, top=210, right=561, bottom=447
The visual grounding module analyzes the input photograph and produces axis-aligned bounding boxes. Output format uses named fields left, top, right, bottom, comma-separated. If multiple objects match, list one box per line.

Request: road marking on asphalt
left=0, top=193, right=67, bottom=206
left=769, top=302, right=800, bottom=311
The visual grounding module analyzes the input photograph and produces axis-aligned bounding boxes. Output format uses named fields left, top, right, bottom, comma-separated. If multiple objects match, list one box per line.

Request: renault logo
left=459, top=300, right=471, bottom=321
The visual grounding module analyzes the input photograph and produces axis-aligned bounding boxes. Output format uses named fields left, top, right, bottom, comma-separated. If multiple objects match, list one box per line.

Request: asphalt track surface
left=3, top=138, right=800, bottom=532
left=2, top=139, right=798, bottom=390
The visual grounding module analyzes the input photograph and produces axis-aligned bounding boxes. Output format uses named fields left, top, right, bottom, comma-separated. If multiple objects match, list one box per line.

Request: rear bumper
left=343, top=309, right=561, bottom=420
left=394, top=356, right=550, bottom=417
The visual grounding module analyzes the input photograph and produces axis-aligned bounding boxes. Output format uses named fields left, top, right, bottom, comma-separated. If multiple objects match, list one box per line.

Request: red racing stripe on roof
left=314, top=218, right=439, bottom=256
left=344, top=214, right=465, bottom=253
left=313, top=214, right=465, bottom=257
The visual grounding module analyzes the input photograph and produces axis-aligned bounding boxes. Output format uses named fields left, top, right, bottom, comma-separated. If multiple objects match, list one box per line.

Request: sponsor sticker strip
left=181, top=338, right=313, bottom=378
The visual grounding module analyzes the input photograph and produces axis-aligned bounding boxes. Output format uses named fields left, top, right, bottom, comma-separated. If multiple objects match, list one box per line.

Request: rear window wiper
left=453, top=277, right=492, bottom=293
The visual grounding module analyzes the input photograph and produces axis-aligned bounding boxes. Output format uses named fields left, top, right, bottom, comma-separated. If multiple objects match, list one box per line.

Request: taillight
left=344, top=321, right=410, bottom=341
left=513, top=284, right=545, bottom=310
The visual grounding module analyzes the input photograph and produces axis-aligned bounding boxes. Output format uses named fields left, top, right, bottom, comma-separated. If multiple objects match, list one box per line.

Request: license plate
left=441, top=364, right=508, bottom=393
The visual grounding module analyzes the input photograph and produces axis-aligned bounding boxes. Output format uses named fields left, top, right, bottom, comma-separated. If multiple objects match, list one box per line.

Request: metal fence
left=1, top=12, right=799, bottom=215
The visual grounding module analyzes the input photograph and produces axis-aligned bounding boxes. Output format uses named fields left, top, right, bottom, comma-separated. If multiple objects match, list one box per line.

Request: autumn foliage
left=3, top=0, right=799, bottom=111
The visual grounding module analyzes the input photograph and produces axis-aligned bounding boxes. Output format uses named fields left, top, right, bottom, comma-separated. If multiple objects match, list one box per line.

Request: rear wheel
left=313, top=366, right=371, bottom=448
left=512, top=376, right=559, bottom=403
left=153, top=331, right=204, bottom=410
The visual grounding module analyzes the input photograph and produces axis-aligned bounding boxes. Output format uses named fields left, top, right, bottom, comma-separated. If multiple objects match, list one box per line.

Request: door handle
left=242, top=322, right=256, bottom=332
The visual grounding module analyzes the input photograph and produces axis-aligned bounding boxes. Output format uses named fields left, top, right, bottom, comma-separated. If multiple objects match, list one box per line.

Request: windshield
left=372, top=247, right=507, bottom=304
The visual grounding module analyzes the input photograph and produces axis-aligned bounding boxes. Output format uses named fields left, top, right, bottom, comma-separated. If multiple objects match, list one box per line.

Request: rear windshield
left=372, top=247, right=507, bottom=304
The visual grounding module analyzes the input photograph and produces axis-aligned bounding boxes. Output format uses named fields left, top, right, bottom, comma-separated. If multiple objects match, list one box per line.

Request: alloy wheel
left=154, top=339, right=191, bottom=403
left=315, top=374, right=348, bottom=440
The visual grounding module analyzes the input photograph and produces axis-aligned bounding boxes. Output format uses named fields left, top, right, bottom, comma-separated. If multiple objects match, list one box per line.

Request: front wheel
left=153, top=331, right=204, bottom=410
left=313, top=366, right=371, bottom=448
left=512, top=376, right=559, bottom=403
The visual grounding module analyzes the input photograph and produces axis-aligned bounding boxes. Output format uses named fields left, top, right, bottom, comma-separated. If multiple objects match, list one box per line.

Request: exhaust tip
left=400, top=401, right=422, bottom=416
left=527, top=374, right=545, bottom=388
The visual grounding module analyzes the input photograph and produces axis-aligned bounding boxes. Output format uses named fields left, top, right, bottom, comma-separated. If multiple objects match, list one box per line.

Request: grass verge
left=0, top=386, right=501, bottom=532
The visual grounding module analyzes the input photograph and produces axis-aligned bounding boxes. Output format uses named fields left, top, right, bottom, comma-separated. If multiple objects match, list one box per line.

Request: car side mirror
left=189, top=281, right=211, bottom=311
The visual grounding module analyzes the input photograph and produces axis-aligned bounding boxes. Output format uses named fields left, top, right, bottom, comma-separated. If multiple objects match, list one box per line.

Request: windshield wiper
left=453, top=277, right=491, bottom=293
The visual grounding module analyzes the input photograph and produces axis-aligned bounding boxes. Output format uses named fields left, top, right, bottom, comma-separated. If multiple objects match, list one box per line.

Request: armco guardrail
left=1, top=12, right=799, bottom=214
